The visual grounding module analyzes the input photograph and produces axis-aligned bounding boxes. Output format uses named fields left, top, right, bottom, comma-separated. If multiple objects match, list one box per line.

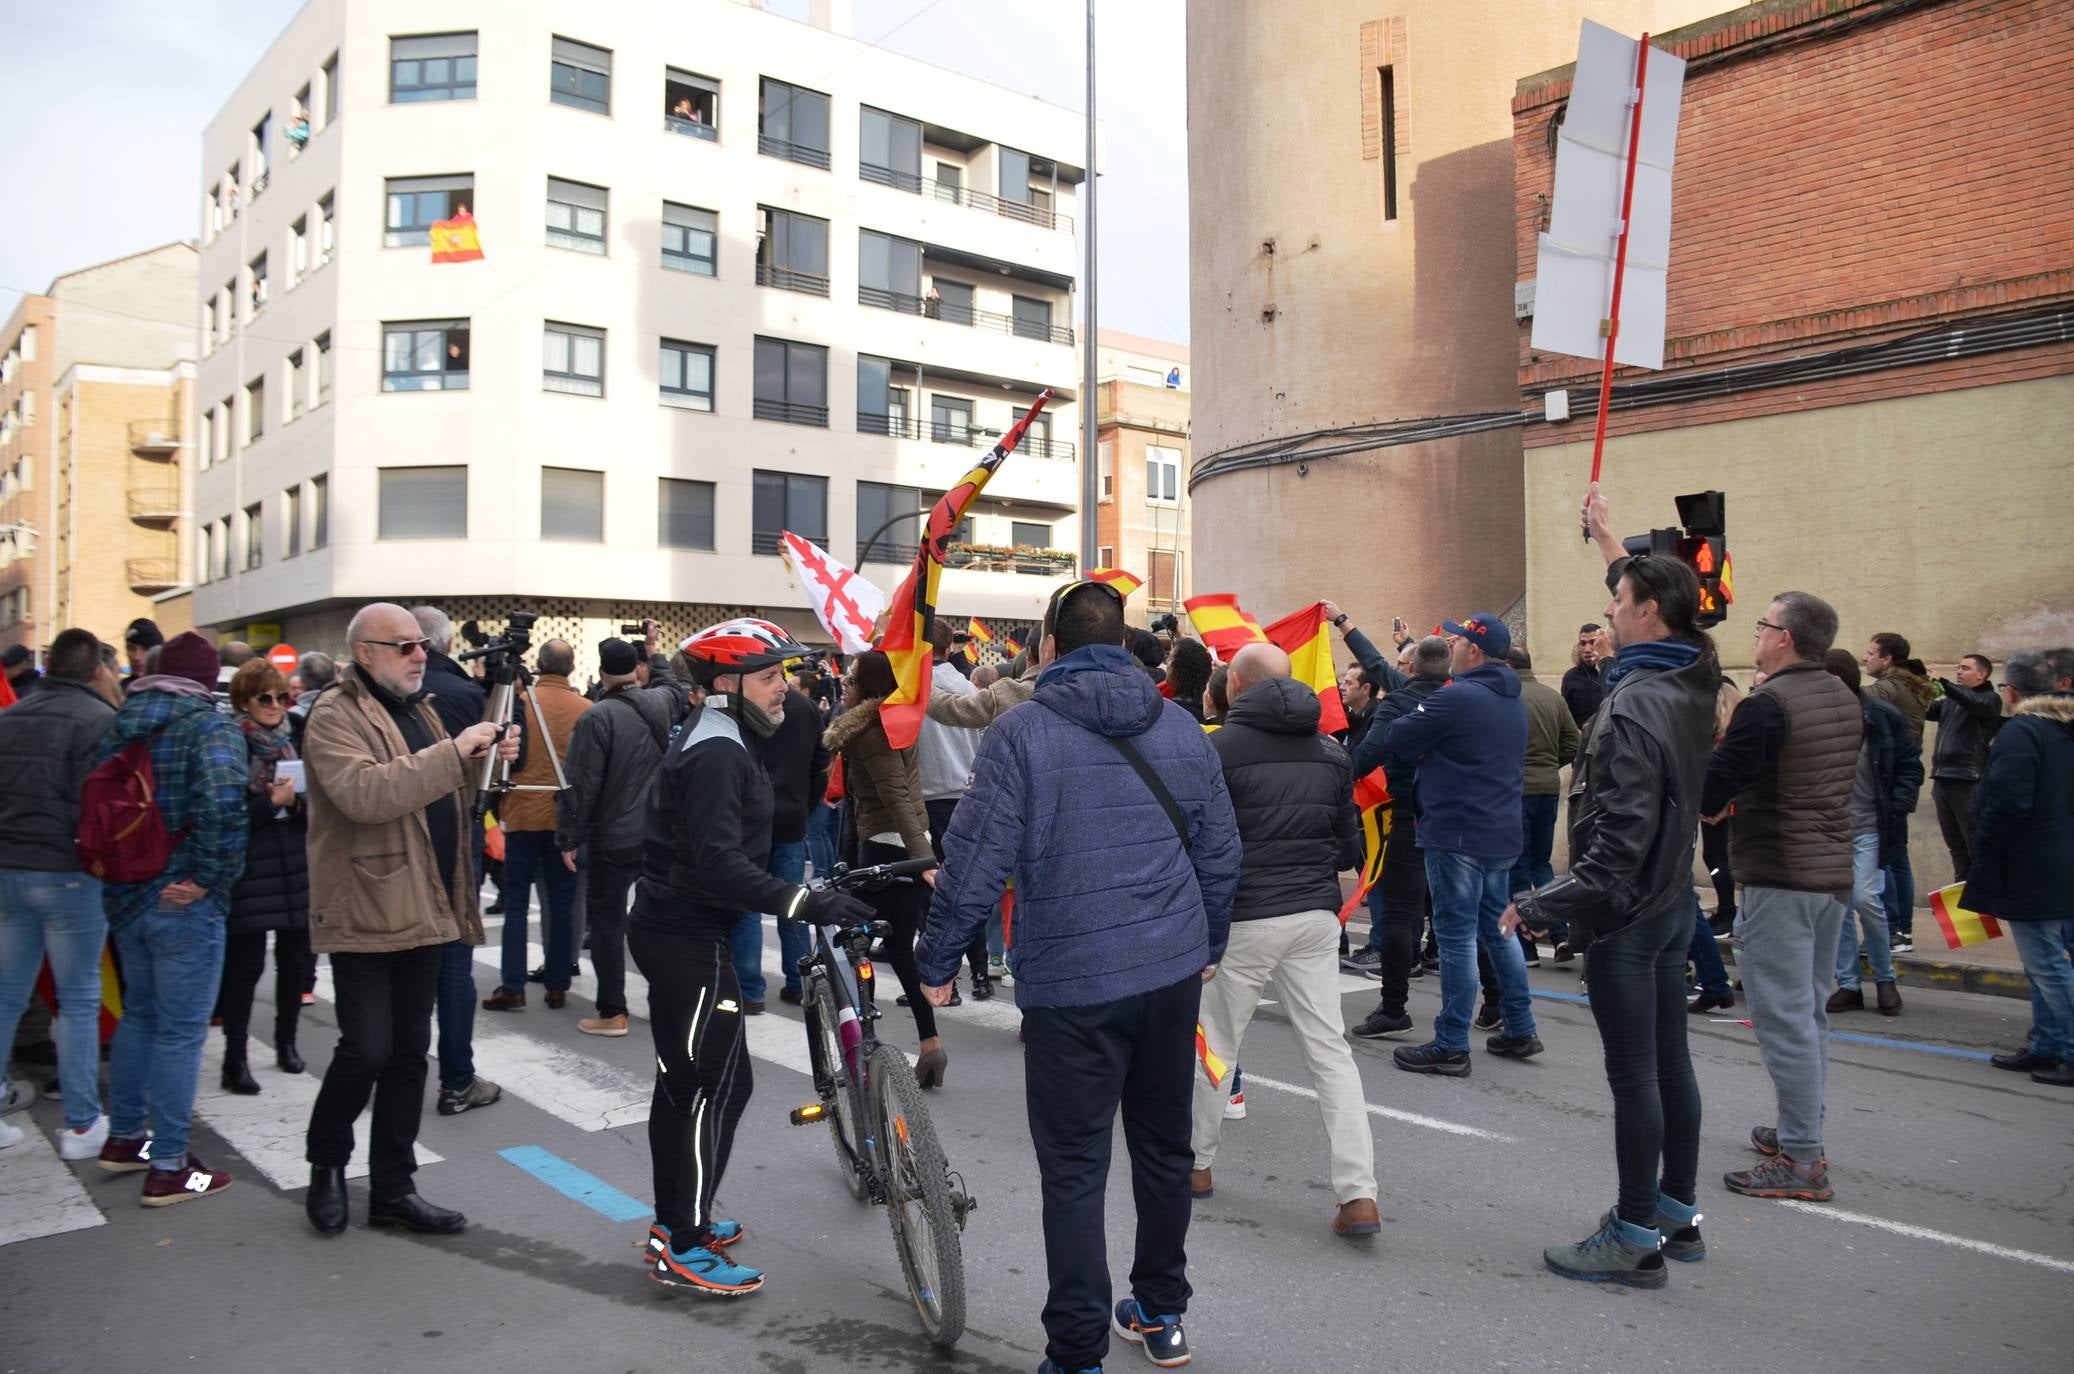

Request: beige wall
left=52, top=372, right=193, bottom=651
left=1096, top=379, right=1192, bottom=618
left=0, top=296, right=56, bottom=652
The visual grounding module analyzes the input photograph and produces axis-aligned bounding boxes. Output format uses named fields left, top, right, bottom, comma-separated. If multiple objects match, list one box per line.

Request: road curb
left=1718, top=944, right=2031, bottom=1001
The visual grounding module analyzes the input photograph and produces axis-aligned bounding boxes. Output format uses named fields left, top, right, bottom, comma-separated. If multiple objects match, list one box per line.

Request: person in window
left=287, top=115, right=310, bottom=149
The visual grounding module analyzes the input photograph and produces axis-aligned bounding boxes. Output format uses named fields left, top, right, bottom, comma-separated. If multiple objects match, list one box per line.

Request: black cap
left=597, top=637, right=640, bottom=676
left=124, top=618, right=164, bottom=649
left=1, top=645, right=31, bottom=670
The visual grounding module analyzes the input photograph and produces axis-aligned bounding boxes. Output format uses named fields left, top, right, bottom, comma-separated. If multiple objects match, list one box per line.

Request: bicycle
left=786, top=856, right=978, bottom=1348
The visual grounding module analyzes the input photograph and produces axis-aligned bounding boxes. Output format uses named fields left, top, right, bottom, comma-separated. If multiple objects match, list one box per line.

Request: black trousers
left=585, top=847, right=640, bottom=1019
left=1023, top=973, right=1200, bottom=1371
left=1933, top=780, right=1976, bottom=883
left=861, top=840, right=937, bottom=1041
left=1702, top=817, right=1736, bottom=916
left=628, top=923, right=750, bottom=1248
left=305, top=944, right=441, bottom=1200
left=925, top=798, right=989, bottom=979
left=1375, top=809, right=1428, bottom=1017
left=1584, top=907, right=1703, bottom=1224
left=220, top=926, right=310, bottom=1056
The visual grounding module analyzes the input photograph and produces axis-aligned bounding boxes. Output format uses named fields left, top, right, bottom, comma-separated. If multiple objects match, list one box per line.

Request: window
left=658, top=478, right=715, bottom=550
left=290, top=84, right=312, bottom=153
left=1148, top=549, right=1180, bottom=603
left=541, top=467, right=604, bottom=542
left=858, top=230, right=921, bottom=311
left=224, top=163, right=241, bottom=220
left=208, top=186, right=225, bottom=238
left=197, top=410, right=212, bottom=471
left=659, top=338, right=714, bottom=411
left=546, top=177, right=608, bottom=253
left=933, top=278, right=974, bottom=324
left=215, top=518, right=232, bottom=580
left=218, top=281, right=235, bottom=342
left=1146, top=444, right=1180, bottom=504
left=248, top=253, right=269, bottom=315
left=1014, top=405, right=1053, bottom=456
left=860, top=107, right=921, bottom=192
left=250, top=114, right=271, bottom=192
left=999, top=147, right=1031, bottom=204
left=383, top=319, right=471, bottom=391
left=379, top=466, right=467, bottom=539
left=317, top=193, right=335, bottom=266
left=215, top=398, right=233, bottom=465
left=284, top=485, right=302, bottom=557
left=245, top=376, right=266, bottom=444
left=314, top=332, right=333, bottom=404
left=386, top=174, right=472, bottom=246
left=321, top=53, right=339, bottom=125
left=752, top=338, right=828, bottom=425
left=661, top=202, right=717, bottom=276
left=550, top=37, right=611, bottom=114
left=1012, top=295, right=1053, bottom=342
left=856, top=481, right=923, bottom=564
left=310, top=475, right=329, bottom=548
left=755, top=208, right=828, bottom=294
left=19, top=326, right=34, bottom=362
left=244, top=502, right=265, bottom=569
left=930, top=395, right=972, bottom=445
left=285, top=349, right=305, bottom=420
left=1098, top=440, right=1113, bottom=499
left=1379, top=66, right=1398, bottom=222
left=665, top=68, right=718, bottom=138
left=390, top=32, right=477, bottom=102
left=857, top=355, right=908, bottom=436
left=543, top=322, right=605, bottom=397
left=289, top=214, right=308, bottom=281
left=198, top=525, right=212, bottom=584
left=751, top=470, right=826, bottom=554
left=1012, top=520, right=1053, bottom=550
left=1098, top=545, right=1115, bottom=567
left=759, top=78, right=830, bottom=168
left=934, top=162, right=963, bottom=203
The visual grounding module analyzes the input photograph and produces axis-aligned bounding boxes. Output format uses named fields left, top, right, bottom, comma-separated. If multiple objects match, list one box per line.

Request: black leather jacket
left=1517, top=647, right=1719, bottom=938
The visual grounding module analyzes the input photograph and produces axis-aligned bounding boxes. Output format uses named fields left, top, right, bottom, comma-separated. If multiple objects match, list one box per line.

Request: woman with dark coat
left=218, top=660, right=312, bottom=1092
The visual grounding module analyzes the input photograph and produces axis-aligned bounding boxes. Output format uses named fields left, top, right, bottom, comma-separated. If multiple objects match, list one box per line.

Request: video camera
left=456, top=610, right=540, bottom=684
left=1151, top=612, right=1181, bottom=637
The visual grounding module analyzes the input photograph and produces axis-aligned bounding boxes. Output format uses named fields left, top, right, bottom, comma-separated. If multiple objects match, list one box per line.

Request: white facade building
left=193, top=0, right=1087, bottom=655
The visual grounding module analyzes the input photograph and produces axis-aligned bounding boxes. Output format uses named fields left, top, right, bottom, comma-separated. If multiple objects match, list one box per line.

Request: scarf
left=239, top=714, right=296, bottom=795
left=1604, top=638, right=1702, bottom=691
left=129, top=673, right=214, bottom=699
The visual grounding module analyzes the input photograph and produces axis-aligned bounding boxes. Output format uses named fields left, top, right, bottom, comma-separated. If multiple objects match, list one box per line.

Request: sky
left=0, top=0, right=1190, bottom=344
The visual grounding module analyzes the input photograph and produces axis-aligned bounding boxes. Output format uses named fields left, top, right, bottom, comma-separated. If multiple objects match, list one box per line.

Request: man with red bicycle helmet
left=630, top=617, right=873, bottom=1297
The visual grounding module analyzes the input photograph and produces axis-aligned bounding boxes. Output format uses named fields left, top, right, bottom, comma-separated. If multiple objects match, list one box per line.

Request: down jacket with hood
left=1211, top=677, right=1360, bottom=921
left=1966, top=692, right=2074, bottom=922
left=1380, top=660, right=1528, bottom=859
left=917, top=643, right=1241, bottom=1009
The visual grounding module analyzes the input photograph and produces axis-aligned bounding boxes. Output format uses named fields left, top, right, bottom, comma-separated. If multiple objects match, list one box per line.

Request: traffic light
left=1678, top=532, right=1732, bottom=627
left=1619, top=491, right=1731, bottom=628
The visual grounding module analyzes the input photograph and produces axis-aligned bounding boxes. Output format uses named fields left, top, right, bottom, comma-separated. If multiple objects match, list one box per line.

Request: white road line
left=467, top=1023, right=652, bottom=1132
left=1777, top=1200, right=2074, bottom=1275
left=0, top=1123, right=105, bottom=1248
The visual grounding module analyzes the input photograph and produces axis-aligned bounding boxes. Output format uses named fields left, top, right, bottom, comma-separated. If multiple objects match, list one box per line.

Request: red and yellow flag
left=1929, top=882, right=2002, bottom=949
left=1003, top=631, right=1026, bottom=658
left=1262, top=601, right=1350, bottom=736
left=1086, top=568, right=1145, bottom=599
left=1183, top=593, right=1269, bottom=661
left=876, top=391, right=1051, bottom=748
left=966, top=617, right=994, bottom=645
left=1195, top=1023, right=1229, bottom=1088
left=1337, top=770, right=1393, bottom=925
left=430, top=212, right=484, bottom=263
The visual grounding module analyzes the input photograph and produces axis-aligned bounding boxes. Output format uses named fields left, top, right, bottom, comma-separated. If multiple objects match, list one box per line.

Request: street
left=3, top=909, right=2069, bottom=1374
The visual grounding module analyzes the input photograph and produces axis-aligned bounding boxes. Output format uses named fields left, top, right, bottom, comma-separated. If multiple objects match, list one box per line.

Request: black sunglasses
left=251, top=692, right=289, bottom=707
left=361, top=637, right=431, bottom=657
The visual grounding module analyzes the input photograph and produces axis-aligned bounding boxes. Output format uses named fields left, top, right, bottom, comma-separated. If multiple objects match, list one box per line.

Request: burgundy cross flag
left=780, top=531, right=887, bottom=655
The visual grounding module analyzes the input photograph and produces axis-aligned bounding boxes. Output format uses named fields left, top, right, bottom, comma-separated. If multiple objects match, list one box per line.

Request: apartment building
left=1091, top=330, right=1189, bottom=624
left=193, top=0, right=1088, bottom=657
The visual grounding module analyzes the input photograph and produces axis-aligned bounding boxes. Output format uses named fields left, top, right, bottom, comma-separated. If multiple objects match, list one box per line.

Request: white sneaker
left=0, top=1118, right=24, bottom=1149
left=1891, top=938, right=1915, bottom=955
left=57, top=1113, right=110, bottom=1161
left=1, top=1078, right=36, bottom=1114
left=1224, top=1090, right=1247, bottom=1121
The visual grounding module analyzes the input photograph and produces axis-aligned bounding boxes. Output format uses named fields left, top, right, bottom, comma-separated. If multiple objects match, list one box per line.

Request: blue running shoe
left=1036, top=1363, right=1102, bottom=1374
left=1112, top=1299, right=1190, bottom=1367
left=651, top=1243, right=764, bottom=1297
left=645, top=1220, right=742, bottom=1263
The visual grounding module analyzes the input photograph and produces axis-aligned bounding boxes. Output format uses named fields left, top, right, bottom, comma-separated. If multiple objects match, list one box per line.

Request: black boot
left=307, top=1165, right=348, bottom=1235
left=970, top=973, right=995, bottom=1002
left=276, top=1035, right=305, bottom=1074
left=368, top=1192, right=467, bottom=1234
left=222, top=1046, right=261, bottom=1095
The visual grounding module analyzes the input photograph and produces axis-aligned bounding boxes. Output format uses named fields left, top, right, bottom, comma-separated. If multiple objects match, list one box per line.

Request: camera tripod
left=457, top=612, right=567, bottom=820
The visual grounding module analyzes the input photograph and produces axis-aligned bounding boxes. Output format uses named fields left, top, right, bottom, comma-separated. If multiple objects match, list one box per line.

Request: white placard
left=275, top=758, right=306, bottom=794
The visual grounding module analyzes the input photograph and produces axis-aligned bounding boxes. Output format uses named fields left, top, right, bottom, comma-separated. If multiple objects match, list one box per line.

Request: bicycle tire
left=867, top=1043, right=967, bottom=1348
left=807, top=972, right=869, bottom=1202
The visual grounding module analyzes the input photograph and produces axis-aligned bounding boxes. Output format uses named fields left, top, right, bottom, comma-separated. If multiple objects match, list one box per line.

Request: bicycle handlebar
left=822, top=857, right=939, bottom=892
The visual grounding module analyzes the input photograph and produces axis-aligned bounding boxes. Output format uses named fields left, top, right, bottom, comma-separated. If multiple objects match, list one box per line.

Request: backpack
left=78, top=730, right=184, bottom=884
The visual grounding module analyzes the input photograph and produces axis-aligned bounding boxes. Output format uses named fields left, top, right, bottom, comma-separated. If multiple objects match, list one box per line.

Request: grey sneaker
left=1724, top=1154, right=1833, bottom=1201
left=437, top=1076, right=503, bottom=1117
left=1340, top=946, right=1382, bottom=975
left=1544, top=1211, right=1667, bottom=1288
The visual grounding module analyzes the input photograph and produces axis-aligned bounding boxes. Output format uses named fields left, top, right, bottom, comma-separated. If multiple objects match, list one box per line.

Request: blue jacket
left=917, top=644, right=1241, bottom=1009
left=1380, top=661, right=1527, bottom=859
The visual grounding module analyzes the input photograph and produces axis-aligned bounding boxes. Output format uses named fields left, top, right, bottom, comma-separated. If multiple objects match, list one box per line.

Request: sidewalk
left=1720, top=904, right=2032, bottom=1001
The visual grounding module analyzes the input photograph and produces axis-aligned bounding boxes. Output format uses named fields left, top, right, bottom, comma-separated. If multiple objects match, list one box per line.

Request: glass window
left=1146, top=444, right=1181, bottom=504
left=318, top=193, right=335, bottom=264
left=756, top=208, right=828, bottom=294
left=759, top=78, right=830, bottom=168
left=250, top=114, right=271, bottom=189
left=550, top=37, right=611, bottom=114
left=383, top=319, right=471, bottom=392
left=1012, top=295, right=1052, bottom=342
left=284, top=485, right=302, bottom=557
left=659, top=338, right=714, bottom=411
left=379, top=466, right=467, bottom=540
left=661, top=202, right=717, bottom=276
left=751, top=338, right=828, bottom=426
left=658, top=478, right=715, bottom=550
left=858, top=230, right=921, bottom=310
left=930, top=395, right=972, bottom=445
left=386, top=174, right=472, bottom=247
left=546, top=177, right=608, bottom=253
left=998, top=147, right=1032, bottom=203
left=543, top=322, right=606, bottom=397
left=1148, top=549, right=1180, bottom=602
left=286, top=349, right=305, bottom=420
left=1012, top=520, right=1052, bottom=549
left=934, top=162, right=963, bottom=203
left=541, top=467, right=604, bottom=542
left=390, top=32, right=478, bottom=102
left=289, top=214, right=308, bottom=280
left=751, top=470, right=827, bottom=554
left=857, top=354, right=903, bottom=435
left=665, top=68, right=719, bottom=138
left=321, top=53, right=339, bottom=124
left=244, top=502, right=265, bottom=569
left=315, top=331, right=333, bottom=403
left=216, top=398, right=233, bottom=465
left=245, top=376, right=266, bottom=443
left=198, top=525, right=212, bottom=584
left=310, top=475, right=329, bottom=549
left=856, top=481, right=923, bottom=564
left=248, top=252, right=269, bottom=314
left=933, top=278, right=974, bottom=324
left=1013, top=405, right=1053, bottom=455
left=1098, top=439, right=1113, bottom=499
left=860, top=107, right=921, bottom=191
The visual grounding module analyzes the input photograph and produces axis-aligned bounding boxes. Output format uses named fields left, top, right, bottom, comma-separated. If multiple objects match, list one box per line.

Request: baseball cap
left=124, top=617, right=165, bottom=649
left=1441, top=612, right=1512, bottom=659
left=1, top=645, right=31, bottom=670
left=597, top=637, right=640, bottom=677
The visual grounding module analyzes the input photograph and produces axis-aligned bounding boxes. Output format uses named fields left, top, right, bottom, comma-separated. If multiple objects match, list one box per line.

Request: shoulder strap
left=1035, top=699, right=1191, bottom=852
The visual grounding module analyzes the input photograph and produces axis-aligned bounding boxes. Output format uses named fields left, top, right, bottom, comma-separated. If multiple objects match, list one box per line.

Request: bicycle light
left=789, top=1102, right=828, bottom=1126
left=857, top=959, right=874, bottom=982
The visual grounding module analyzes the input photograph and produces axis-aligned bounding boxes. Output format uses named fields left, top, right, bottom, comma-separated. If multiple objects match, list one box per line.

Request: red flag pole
left=1587, top=32, right=1652, bottom=489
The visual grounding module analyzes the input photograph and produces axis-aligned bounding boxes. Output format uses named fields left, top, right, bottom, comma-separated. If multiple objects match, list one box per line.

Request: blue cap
left=1441, top=613, right=1512, bottom=659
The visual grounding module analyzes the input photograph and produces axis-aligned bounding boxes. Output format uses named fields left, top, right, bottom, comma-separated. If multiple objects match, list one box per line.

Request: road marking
left=1827, top=1030, right=1992, bottom=1063
left=469, top=1024, right=652, bottom=1132
left=499, top=1145, right=649, bottom=1222
left=1777, top=1201, right=2074, bottom=1275
left=0, top=1122, right=105, bottom=1248
left=1239, top=1069, right=1515, bottom=1140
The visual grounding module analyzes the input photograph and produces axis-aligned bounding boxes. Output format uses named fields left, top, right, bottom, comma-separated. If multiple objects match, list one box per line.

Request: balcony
left=758, top=135, right=830, bottom=171
left=755, top=263, right=830, bottom=298
left=944, top=543, right=1076, bottom=576
left=752, top=398, right=829, bottom=428
left=858, top=286, right=1074, bottom=346
left=128, top=421, right=180, bottom=456
left=856, top=411, right=1075, bottom=461
left=126, top=558, right=180, bottom=593
left=861, top=164, right=1074, bottom=233
left=127, top=489, right=182, bottom=525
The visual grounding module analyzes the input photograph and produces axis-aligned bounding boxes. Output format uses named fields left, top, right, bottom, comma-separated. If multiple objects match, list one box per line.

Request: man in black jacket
left=1561, top=623, right=1609, bottom=727
left=557, top=639, right=671, bottom=1036
left=1190, top=643, right=1377, bottom=1237
left=727, top=683, right=830, bottom=1013
left=1926, top=653, right=2000, bottom=882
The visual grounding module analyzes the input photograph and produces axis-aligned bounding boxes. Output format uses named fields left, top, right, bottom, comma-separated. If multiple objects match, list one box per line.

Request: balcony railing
left=752, top=398, right=829, bottom=427
left=756, top=263, right=831, bottom=297
left=665, top=115, right=718, bottom=141
left=860, top=163, right=1075, bottom=233
left=943, top=543, right=1077, bottom=577
left=857, top=539, right=920, bottom=566
left=758, top=134, right=831, bottom=170
left=127, top=489, right=182, bottom=524
left=126, top=558, right=180, bottom=593
left=857, top=286, right=1074, bottom=346
left=855, top=411, right=1075, bottom=461
left=127, top=421, right=180, bottom=456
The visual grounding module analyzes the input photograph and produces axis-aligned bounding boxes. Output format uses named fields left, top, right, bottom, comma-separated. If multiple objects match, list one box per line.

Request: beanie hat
left=124, top=617, right=165, bottom=649
left=157, top=631, right=221, bottom=690
left=597, top=637, right=639, bottom=677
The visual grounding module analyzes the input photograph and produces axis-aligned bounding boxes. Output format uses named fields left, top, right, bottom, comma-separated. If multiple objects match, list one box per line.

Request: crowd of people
left=1, top=487, right=2070, bottom=1369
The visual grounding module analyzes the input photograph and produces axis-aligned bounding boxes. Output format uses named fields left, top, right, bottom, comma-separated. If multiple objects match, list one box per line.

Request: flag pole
left=1079, top=0, right=1100, bottom=575
left=1586, top=31, right=1651, bottom=494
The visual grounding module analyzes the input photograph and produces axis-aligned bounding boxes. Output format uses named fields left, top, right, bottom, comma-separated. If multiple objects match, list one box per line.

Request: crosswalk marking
left=0, top=1120, right=105, bottom=1248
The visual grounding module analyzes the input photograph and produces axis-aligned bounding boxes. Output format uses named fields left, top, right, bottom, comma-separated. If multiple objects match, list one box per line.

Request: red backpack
left=78, top=733, right=184, bottom=884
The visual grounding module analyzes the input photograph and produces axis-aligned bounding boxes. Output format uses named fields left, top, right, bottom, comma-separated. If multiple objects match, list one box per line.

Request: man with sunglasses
left=299, top=603, right=519, bottom=1236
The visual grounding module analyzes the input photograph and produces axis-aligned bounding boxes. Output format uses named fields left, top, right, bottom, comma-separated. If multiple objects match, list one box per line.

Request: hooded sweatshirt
left=1379, top=660, right=1528, bottom=859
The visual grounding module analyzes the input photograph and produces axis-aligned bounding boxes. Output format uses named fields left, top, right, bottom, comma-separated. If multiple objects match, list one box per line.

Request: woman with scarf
left=217, top=659, right=312, bottom=1092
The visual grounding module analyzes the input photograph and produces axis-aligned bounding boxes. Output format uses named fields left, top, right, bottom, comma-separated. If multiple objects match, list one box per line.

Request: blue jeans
left=500, top=830, right=576, bottom=993
left=1424, top=849, right=1535, bottom=1050
left=741, top=840, right=807, bottom=999
left=107, top=895, right=227, bottom=1167
left=1508, top=794, right=1559, bottom=897
left=0, top=869, right=108, bottom=1129
left=2010, top=918, right=2074, bottom=1062
left=1688, top=895, right=1732, bottom=999
left=435, top=940, right=478, bottom=1092
left=1837, top=832, right=1894, bottom=988
left=1881, top=838, right=1914, bottom=938
left=806, top=802, right=839, bottom=879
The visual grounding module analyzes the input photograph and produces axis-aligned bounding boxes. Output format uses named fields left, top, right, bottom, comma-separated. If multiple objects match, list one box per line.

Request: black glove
left=796, top=887, right=876, bottom=928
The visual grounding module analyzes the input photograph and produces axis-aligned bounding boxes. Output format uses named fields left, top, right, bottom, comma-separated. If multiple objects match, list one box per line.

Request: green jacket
left=1522, top=678, right=1582, bottom=797
left=1867, top=667, right=1934, bottom=744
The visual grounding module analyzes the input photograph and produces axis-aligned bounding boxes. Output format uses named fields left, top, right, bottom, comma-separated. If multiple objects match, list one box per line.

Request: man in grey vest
left=1702, top=591, right=1861, bottom=1202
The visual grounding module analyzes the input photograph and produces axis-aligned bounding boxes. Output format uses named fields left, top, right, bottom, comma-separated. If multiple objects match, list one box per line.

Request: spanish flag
left=1003, top=631, right=1026, bottom=658
left=877, top=391, right=1051, bottom=748
left=1337, top=769, right=1393, bottom=925
left=1262, top=601, right=1349, bottom=735
left=1195, top=1024, right=1229, bottom=1088
left=430, top=211, right=484, bottom=263
left=1182, top=593, right=1269, bottom=661
left=1929, top=882, right=2002, bottom=949
left=966, top=617, right=994, bottom=646
left=1086, top=568, right=1145, bottom=599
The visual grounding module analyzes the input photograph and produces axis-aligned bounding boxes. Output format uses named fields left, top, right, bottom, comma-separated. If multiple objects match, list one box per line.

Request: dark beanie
left=125, top=617, right=165, bottom=649
left=597, top=637, right=639, bottom=677
left=157, top=631, right=221, bottom=690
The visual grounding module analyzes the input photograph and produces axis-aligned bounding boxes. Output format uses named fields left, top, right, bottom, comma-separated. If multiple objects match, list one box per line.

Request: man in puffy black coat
left=1926, top=654, right=2000, bottom=881
left=1192, top=643, right=1377, bottom=1237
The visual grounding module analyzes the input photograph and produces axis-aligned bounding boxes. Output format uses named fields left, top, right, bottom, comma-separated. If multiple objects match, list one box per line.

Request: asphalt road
left=3, top=918, right=2069, bottom=1374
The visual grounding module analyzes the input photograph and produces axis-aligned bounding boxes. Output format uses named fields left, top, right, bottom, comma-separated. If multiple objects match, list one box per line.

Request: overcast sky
left=0, top=0, right=1189, bottom=344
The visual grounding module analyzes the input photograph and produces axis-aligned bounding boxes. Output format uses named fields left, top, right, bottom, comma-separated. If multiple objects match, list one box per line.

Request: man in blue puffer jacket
left=918, top=579, right=1240, bottom=1374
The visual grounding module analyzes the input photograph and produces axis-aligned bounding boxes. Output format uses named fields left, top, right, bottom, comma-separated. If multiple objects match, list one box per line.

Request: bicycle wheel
left=807, top=972, right=869, bottom=1201
left=867, top=1043, right=966, bottom=1348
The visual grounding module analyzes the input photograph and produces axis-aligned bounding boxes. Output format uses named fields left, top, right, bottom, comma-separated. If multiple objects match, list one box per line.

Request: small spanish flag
left=430, top=211, right=484, bottom=263
left=1003, top=631, right=1026, bottom=658
left=1195, top=1024, right=1229, bottom=1088
left=966, top=617, right=994, bottom=645
left=1183, top=593, right=1269, bottom=661
left=1086, top=568, right=1145, bottom=599
left=1929, top=882, right=2002, bottom=949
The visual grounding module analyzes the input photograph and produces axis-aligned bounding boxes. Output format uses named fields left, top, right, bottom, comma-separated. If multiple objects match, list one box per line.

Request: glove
left=794, top=887, right=877, bottom=928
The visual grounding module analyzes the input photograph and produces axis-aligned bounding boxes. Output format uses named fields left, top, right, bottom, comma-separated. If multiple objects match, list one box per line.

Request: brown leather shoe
left=1826, top=987, right=1862, bottom=1013
left=1333, top=1197, right=1381, bottom=1237
left=1875, top=981, right=1902, bottom=1016
left=545, top=989, right=567, bottom=1010
left=1189, top=1168, right=1214, bottom=1199
left=481, top=988, right=525, bottom=1012
left=742, top=1001, right=765, bottom=1015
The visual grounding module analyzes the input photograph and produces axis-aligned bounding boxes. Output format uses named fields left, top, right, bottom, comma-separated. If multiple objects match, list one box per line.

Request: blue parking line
left=499, top=1145, right=651, bottom=1222
left=1528, top=988, right=1994, bottom=1062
